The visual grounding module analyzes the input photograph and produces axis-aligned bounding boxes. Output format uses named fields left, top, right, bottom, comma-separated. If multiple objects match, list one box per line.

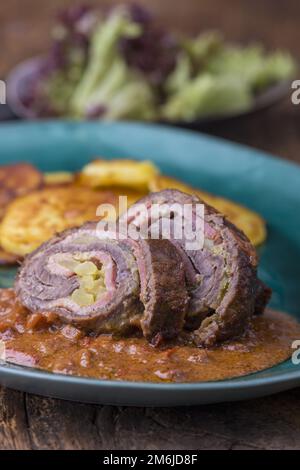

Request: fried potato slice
left=109, top=186, right=148, bottom=208
left=0, top=186, right=120, bottom=257
left=44, top=171, right=75, bottom=186
left=0, top=163, right=43, bottom=264
left=149, top=175, right=266, bottom=246
left=0, top=247, right=20, bottom=266
left=0, top=189, right=14, bottom=220
left=0, top=162, right=43, bottom=218
left=77, top=159, right=159, bottom=190
left=0, top=162, right=43, bottom=196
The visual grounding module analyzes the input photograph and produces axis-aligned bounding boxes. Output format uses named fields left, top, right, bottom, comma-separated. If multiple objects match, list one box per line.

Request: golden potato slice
left=0, top=189, right=14, bottom=220
left=44, top=171, right=75, bottom=186
left=0, top=247, right=20, bottom=266
left=149, top=175, right=266, bottom=246
left=108, top=186, right=148, bottom=209
left=78, top=159, right=159, bottom=190
left=0, top=162, right=43, bottom=218
left=0, top=163, right=44, bottom=264
left=0, top=187, right=120, bottom=257
left=0, top=162, right=43, bottom=196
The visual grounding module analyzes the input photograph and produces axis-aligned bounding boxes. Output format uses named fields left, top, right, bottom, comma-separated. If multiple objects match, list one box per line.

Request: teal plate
left=0, top=121, right=300, bottom=406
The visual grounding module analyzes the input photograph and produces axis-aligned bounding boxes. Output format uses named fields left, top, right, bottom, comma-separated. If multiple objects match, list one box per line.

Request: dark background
left=1, top=0, right=300, bottom=78
left=0, top=0, right=300, bottom=450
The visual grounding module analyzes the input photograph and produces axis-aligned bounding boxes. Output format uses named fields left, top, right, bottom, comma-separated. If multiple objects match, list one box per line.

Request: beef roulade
left=119, top=189, right=271, bottom=346
left=15, top=222, right=188, bottom=342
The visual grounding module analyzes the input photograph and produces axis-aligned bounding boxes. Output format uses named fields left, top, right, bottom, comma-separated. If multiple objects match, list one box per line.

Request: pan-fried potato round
left=0, top=163, right=43, bottom=218
left=149, top=175, right=266, bottom=246
left=0, top=190, right=14, bottom=220
left=0, top=162, right=43, bottom=196
left=0, top=247, right=20, bottom=266
left=78, top=159, right=159, bottom=190
left=0, top=163, right=43, bottom=264
left=108, top=186, right=148, bottom=208
left=0, top=187, right=121, bottom=257
left=44, top=171, right=75, bottom=186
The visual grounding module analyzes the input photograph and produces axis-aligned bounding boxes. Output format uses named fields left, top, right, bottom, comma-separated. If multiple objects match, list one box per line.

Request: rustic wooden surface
left=0, top=0, right=300, bottom=450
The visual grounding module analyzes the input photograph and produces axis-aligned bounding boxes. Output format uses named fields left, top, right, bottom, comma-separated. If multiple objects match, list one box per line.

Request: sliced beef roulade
left=119, top=189, right=271, bottom=346
left=15, top=222, right=188, bottom=341
left=124, top=237, right=188, bottom=343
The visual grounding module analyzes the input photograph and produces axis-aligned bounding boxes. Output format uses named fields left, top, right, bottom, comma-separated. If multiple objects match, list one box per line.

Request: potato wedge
left=0, top=162, right=43, bottom=218
left=0, top=187, right=120, bottom=257
left=149, top=175, right=266, bottom=246
left=78, top=159, right=159, bottom=190
left=44, top=171, right=75, bottom=186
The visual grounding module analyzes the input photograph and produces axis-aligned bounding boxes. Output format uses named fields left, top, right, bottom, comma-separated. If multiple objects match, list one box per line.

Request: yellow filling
left=74, top=261, right=98, bottom=276
left=59, top=258, right=106, bottom=307
left=71, top=288, right=95, bottom=307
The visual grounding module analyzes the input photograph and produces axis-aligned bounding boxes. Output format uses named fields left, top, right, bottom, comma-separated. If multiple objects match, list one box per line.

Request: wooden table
left=0, top=0, right=300, bottom=450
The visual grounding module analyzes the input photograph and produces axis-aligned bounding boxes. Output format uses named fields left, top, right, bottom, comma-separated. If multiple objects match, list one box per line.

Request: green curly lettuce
left=70, top=6, right=157, bottom=119
left=182, top=31, right=223, bottom=68
left=163, top=37, right=296, bottom=121
left=165, top=52, right=192, bottom=95
left=34, top=4, right=297, bottom=121
left=162, top=74, right=252, bottom=121
left=205, top=45, right=296, bottom=91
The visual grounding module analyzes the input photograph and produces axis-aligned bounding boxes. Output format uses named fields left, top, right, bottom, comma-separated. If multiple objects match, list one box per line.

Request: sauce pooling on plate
left=0, top=289, right=299, bottom=383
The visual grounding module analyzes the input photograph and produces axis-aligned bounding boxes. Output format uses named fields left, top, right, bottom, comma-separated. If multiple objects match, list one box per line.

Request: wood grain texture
left=0, top=0, right=300, bottom=450
left=1, top=387, right=300, bottom=449
left=1, top=0, right=300, bottom=78
left=0, top=389, right=31, bottom=449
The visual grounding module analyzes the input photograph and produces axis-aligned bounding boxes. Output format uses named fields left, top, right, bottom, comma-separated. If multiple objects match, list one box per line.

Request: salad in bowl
left=8, top=3, right=297, bottom=122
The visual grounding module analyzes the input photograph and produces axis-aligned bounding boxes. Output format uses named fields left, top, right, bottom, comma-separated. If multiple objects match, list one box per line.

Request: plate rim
left=0, top=360, right=300, bottom=391
left=0, top=118, right=299, bottom=167
left=0, top=118, right=300, bottom=165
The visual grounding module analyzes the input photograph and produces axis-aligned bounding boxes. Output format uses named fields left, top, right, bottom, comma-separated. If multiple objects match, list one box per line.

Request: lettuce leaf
left=205, top=45, right=296, bottom=90
left=162, top=74, right=252, bottom=121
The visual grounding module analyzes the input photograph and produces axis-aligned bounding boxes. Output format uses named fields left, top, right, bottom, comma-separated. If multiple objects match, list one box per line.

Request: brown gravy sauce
left=0, top=288, right=299, bottom=383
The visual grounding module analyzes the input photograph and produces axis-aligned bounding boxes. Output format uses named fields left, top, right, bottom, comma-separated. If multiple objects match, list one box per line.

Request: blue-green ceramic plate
left=0, top=121, right=299, bottom=406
